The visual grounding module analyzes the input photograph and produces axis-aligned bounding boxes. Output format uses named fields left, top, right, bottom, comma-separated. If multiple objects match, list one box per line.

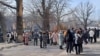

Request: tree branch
left=37, top=9, right=43, bottom=17
left=0, top=1, right=17, bottom=9
left=61, top=10, right=75, bottom=18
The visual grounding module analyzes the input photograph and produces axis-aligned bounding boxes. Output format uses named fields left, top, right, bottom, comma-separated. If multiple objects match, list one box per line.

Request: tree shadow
left=79, top=54, right=100, bottom=56
left=95, top=41, right=100, bottom=44
left=0, top=54, right=3, bottom=56
left=69, top=54, right=100, bottom=56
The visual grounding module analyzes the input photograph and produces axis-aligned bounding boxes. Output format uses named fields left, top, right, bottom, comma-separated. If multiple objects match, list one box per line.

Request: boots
left=59, top=46, right=63, bottom=49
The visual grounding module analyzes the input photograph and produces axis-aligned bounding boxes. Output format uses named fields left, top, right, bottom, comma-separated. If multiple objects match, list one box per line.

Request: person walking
left=58, top=30, right=64, bottom=49
left=89, top=29, right=94, bottom=43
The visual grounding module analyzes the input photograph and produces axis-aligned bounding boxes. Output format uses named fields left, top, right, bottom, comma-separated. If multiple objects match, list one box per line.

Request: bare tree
left=37, top=0, right=55, bottom=31
left=27, top=0, right=72, bottom=31
left=73, top=2, right=94, bottom=30
left=0, top=0, right=23, bottom=42
left=0, top=12, right=6, bottom=42
left=53, top=0, right=70, bottom=30
left=0, top=0, right=8, bottom=42
left=27, top=0, right=55, bottom=31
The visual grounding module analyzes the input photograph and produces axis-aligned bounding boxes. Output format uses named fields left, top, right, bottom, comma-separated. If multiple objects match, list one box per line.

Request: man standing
left=94, top=28, right=97, bottom=43
left=66, top=29, right=74, bottom=53
left=42, top=31, right=48, bottom=48
left=33, top=32, right=39, bottom=46
left=39, top=32, right=43, bottom=48
left=89, top=29, right=94, bottom=43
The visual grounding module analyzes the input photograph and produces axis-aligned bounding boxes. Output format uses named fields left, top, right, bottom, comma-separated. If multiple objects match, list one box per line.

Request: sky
left=23, top=0, right=100, bottom=12
left=12, top=0, right=100, bottom=20
left=70, top=0, right=100, bottom=20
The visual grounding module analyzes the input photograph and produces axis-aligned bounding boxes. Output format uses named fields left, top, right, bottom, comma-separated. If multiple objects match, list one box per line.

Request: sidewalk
left=58, top=38, right=100, bottom=56
left=0, top=43, right=23, bottom=51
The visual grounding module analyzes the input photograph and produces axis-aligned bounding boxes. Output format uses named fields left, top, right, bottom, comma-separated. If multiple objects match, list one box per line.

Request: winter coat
left=74, top=33, right=82, bottom=44
left=51, top=32, right=58, bottom=43
left=33, top=33, right=39, bottom=39
left=89, top=30, right=94, bottom=37
left=66, top=29, right=74, bottom=42
left=58, top=32, right=64, bottom=46
left=42, top=34, right=48, bottom=43
left=23, top=33, right=29, bottom=44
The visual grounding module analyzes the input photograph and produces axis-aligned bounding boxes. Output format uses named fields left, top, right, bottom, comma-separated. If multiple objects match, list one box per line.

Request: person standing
left=42, top=31, right=48, bottom=48
left=65, top=29, right=74, bottom=54
left=23, top=32, right=29, bottom=45
left=51, top=31, right=58, bottom=45
left=39, top=32, right=43, bottom=48
left=82, top=30, right=89, bottom=44
left=74, top=30, right=83, bottom=55
left=49, top=32, right=53, bottom=45
left=94, top=28, right=97, bottom=43
left=10, top=32, right=16, bottom=43
left=79, top=28, right=83, bottom=53
left=89, top=29, right=94, bottom=43
left=46, top=31, right=50, bottom=44
left=58, top=30, right=64, bottom=49
left=33, top=32, right=39, bottom=46
left=7, top=32, right=12, bottom=43
left=13, top=31, right=17, bottom=43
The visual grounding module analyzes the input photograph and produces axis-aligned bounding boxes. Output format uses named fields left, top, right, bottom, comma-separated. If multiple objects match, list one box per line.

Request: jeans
left=66, top=42, right=73, bottom=53
left=34, top=38, right=38, bottom=46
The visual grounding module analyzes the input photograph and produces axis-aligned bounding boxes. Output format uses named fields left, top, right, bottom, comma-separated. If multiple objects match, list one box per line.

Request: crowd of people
left=6, top=31, right=17, bottom=43
left=6, top=28, right=100, bottom=55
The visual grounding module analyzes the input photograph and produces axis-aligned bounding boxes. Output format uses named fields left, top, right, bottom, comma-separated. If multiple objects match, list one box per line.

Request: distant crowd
left=6, top=28, right=100, bottom=55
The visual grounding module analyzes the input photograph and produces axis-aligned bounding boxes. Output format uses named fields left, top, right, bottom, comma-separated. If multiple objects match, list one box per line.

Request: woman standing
left=51, top=31, right=58, bottom=45
left=58, top=30, right=64, bottom=49
left=23, top=32, right=29, bottom=45
left=49, top=32, right=53, bottom=45
left=74, top=29, right=83, bottom=55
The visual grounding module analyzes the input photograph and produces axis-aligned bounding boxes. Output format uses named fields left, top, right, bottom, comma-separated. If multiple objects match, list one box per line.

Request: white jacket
left=74, top=33, right=81, bottom=44
left=89, top=30, right=94, bottom=37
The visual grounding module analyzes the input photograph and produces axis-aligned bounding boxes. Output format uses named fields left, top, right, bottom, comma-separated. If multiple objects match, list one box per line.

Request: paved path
left=0, top=43, right=23, bottom=51
left=0, top=38, right=100, bottom=56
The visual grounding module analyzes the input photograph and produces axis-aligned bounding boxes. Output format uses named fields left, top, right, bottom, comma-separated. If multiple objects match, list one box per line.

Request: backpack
left=7, top=34, right=9, bottom=37
left=77, top=37, right=82, bottom=44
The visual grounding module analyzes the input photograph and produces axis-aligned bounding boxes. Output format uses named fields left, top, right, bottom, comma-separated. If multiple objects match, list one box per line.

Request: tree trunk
left=16, top=0, right=23, bottom=42
left=43, top=15, right=50, bottom=31
left=84, top=21, right=88, bottom=30
left=41, top=0, right=50, bottom=31
left=0, top=12, right=6, bottom=42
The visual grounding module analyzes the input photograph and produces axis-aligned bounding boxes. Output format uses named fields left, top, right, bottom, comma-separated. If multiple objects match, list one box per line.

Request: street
left=0, top=39, right=100, bottom=56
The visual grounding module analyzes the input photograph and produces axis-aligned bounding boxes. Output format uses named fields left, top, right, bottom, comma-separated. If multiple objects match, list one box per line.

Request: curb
left=0, top=43, right=23, bottom=51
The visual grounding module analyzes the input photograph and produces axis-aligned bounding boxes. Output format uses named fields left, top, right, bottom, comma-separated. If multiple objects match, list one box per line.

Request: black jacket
left=66, top=29, right=74, bottom=42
